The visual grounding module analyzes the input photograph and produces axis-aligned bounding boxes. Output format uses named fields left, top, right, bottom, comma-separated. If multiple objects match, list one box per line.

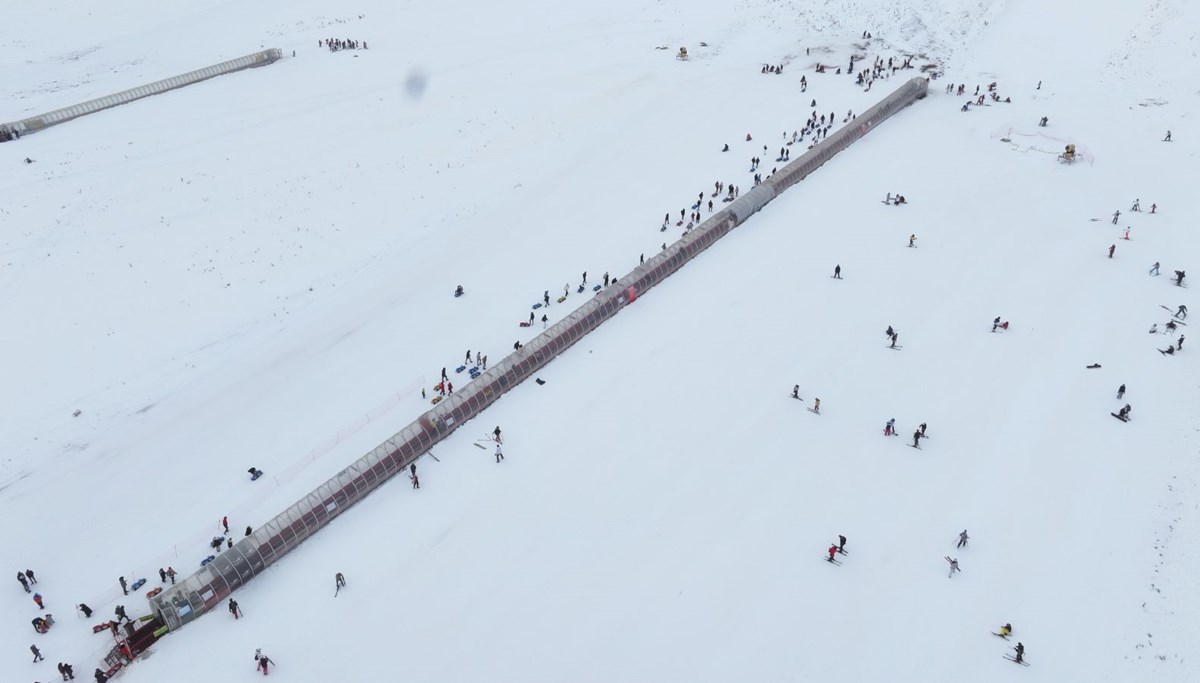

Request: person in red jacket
left=828, top=545, right=838, bottom=561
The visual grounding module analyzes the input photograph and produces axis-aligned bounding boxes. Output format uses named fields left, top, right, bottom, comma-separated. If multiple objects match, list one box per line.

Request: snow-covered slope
left=2, top=0, right=1199, bottom=680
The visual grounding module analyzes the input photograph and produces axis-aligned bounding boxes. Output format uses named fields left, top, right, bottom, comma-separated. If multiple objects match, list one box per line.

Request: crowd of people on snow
left=320, top=38, right=367, bottom=52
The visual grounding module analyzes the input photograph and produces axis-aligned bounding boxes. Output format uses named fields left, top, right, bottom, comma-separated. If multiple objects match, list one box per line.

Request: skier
left=1108, top=244, right=1116, bottom=259
left=1150, top=262, right=1160, bottom=276
left=78, top=603, right=92, bottom=618
left=1151, top=203, right=1157, bottom=213
left=957, top=530, right=969, bottom=548
left=1176, top=305, right=1187, bottom=319
left=228, top=598, right=240, bottom=619
left=119, top=577, right=128, bottom=595
left=1112, top=210, right=1120, bottom=225
left=32, top=644, right=43, bottom=662
left=33, top=592, right=44, bottom=609
left=833, top=264, right=842, bottom=279
left=884, top=418, right=895, bottom=436
left=1013, top=642, right=1025, bottom=664
left=336, top=572, right=346, bottom=590
left=946, top=557, right=961, bottom=577
left=838, top=535, right=847, bottom=553
left=908, top=234, right=917, bottom=247
left=998, top=623, right=1013, bottom=638
left=25, top=569, right=37, bottom=584
left=885, top=325, right=894, bottom=338
left=1117, top=384, right=1126, bottom=399
left=827, top=544, right=838, bottom=562
left=18, top=571, right=30, bottom=592
left=410, top=462, right=419, bottom=489
left=495, top=443, right=504, bottom=463
left=255, top=650, right=274, bottom=675
left=812, top=398, right=821, bottom=414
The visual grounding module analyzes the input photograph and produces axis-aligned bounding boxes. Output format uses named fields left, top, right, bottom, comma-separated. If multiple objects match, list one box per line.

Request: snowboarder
left=884, top=418, right=895, bottom=436
left=32, top=644, right=43, bottom=662
left=1149, top=323, right=1158, bottom=334
left=1176, top=305, right=1187, bottom=319
left=838, top=535, right=847, bottom=553
left=957, top=530, right=969, bottom=548
left=1108, top=244, right=1116, bottom=259
left=1179, top=334, right=1185, bottom=349
left=454, top=285, right=464, bottom=297
left=495, top=443, right=504, bottom=463
left=1167, top=320, right=1178, bottom=334
left=1175, top=271, right=1187, bottom=287
left=912, top=430, right=921, bottom=448
left=919, top=422, right=927, bottom=437
left=1150, top=262, right=1160, bottom=276
left=1119, top=404, right=1132, bottom=420
left=336, top=572, right=346, bottom=590
left=1117, top=384, right=1125, bottom=399
left=1132, top=198, right=1140, bottom=212
left=166, top=567, right=176, bottom=584
left=1112, top=210, right=1120, bottom=225
left=885, top=325, right=894, bottom=338
left=993, top=316, right=1002, bottom=332
left=908, top=234, right=917, bottom=247
left=119, top=577, right=128, bottom=595
left=25, top=569, right=37, bottom=584
left=33, top=592, right=44, bottom=609
left=78, top=603, right=92, bottom=618
left=410, top=462, right=419, bottom=489
left=1164, top=130, right=1172, bottom=142
left=228, top=598, right=240, bottom=619
left=812, top=398, right=821, bottom=414
left=1151, top=203, right=1157, bottom=213
left=18, top=571, right=30, bottom=592
left=890, top=331, right=899, bottom=348
left=946, top=556, right=960, bottom=577
left=1013, top=642, right=1025, bottom=664
left=833, top=264, right=842, bottom=279
left=792, top=385, right=800, bottom=399
left=1162, top=344, right=1177, bottom=355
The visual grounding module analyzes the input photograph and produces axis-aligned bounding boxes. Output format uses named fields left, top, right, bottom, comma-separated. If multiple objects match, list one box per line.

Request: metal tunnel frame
left=149, top=76, right=929, bottom=631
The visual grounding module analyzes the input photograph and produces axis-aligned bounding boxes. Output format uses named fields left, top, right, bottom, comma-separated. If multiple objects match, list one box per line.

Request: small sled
left=146, top=587, right=163, bottom=599
left=431, top=396, right=443, bottom=405
left=455, top=365, right=466, bottom=373
left=249, top=469, right=264, bottom=481
left=577, top=285, right=585, bottom=293
left=519, top=321, right=531, bottom=327
left=532, top=303, right=542, bottom=310
left=557, top=296, right=567, bottom=303
left=130, top=578, right=147, bottom=591
left=593, top=284, right=602, bottom=292
left=93, top=621, right=114, bottom=634
left=200, top=555, right=216, bottom=566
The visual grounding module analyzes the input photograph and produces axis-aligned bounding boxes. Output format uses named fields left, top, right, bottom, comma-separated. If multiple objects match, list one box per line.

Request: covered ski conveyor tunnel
left=149, top=76, right=929, bottom=632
